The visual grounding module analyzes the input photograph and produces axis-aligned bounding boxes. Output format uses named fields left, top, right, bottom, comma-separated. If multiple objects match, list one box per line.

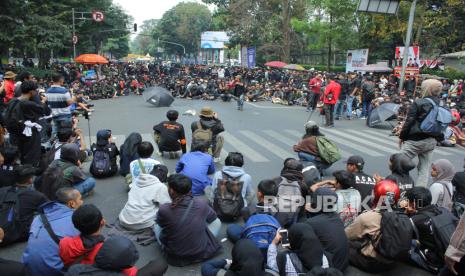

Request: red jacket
left=59, top=236, right=137, bottom=276
left=323, top=80, right=341, bottom=105
left=3, top=79, right=15, bottom=103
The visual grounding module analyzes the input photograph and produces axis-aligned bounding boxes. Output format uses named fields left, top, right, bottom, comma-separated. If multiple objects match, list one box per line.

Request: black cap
left=345, top=155, right=364, bottom=166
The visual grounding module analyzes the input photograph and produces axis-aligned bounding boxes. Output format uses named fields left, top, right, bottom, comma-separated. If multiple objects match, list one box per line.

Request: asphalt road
left=3, top=86, right=461, bottom=275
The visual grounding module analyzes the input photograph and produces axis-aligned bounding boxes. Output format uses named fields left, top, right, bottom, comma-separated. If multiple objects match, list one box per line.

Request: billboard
left=395, top=46, right=420, bottom=66
left=346, top=49, right=369, bottom=72
left=201, top=31, right=229, bottom=49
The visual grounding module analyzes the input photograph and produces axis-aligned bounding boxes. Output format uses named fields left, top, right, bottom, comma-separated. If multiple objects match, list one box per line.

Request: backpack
left=424, top=207, right=458, bottom=259
left=90, top=147, right=112, bottom=178
left=275, top=177, right=302, bottom=227
left=420, top=98, right=452, bottom=134
left=316, top=136, right=341, bottom=164
left=2, top=99, right=25, bottom=134
left=242, top=214, right=280, bottom=251
left=192, top=121, right=213, bottom=143
left=40, top=162, right=72, bottom=201
left=0, top=187, right=22, bottom=246
left=213, top=173, right=244, bottom=221
left=376, top=211, right=415, bottom=260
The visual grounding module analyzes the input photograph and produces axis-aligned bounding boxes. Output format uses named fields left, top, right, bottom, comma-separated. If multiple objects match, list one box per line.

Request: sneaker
left=214, top=157, right=221, bottom=163
left=359, top=116, right=366, bottom=120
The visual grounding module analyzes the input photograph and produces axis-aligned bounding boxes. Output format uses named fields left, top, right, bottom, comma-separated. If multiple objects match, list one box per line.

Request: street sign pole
left=72, top=8, right=76, bottom=60
left=398, top=0, right=417, bottom=94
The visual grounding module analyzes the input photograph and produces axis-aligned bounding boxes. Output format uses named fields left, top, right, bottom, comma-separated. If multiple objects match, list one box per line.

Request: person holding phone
left=267, top=223, right=332, bottom=275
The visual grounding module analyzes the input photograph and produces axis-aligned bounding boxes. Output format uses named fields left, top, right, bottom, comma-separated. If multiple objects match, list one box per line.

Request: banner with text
left=346, top=49, right=369, bottom=73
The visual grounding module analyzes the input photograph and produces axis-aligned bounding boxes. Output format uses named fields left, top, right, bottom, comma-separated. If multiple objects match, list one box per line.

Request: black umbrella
left=145, top=89, right=174, bottom=107
left=368, top=103, right=400, bottom=127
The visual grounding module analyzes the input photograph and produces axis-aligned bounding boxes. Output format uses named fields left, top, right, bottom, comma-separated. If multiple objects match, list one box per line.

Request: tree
left=154, top=2, right=212, bottom=55
left=131, top=19, right=159, bottom=55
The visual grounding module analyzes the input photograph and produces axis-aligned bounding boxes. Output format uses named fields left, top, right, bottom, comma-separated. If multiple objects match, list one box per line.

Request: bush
left=12, top=67, right=55, bottom=79
left=421, top=68, right=465, bottom=80
left=301, top=64, right=346, bottom=72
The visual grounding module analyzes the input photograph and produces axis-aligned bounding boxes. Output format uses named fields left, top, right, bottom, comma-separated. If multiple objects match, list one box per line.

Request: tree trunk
left=281, top=0, right=291, bottom=63
left=327, top=14, right=333, bottom=72
left=38, top=48, right=51, bottom=69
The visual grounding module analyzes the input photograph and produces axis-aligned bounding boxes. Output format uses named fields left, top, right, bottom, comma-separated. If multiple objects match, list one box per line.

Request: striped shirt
left=46, top=85, right=72, bottom=118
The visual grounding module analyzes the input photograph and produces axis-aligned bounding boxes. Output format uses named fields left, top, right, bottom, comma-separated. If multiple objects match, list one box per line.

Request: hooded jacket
left=65, top=236, right=138, bottom=276
left=119, top=133, right=141, bottom=176
left=211, top=166, right=253, bottom=207
left=22, top=202, right=79, bottom=276
left=59, top=235, right=105, bottom=267
left=119, top=174, right=171, bottom=230
left=52, top=144, right=87, bottom=186
left=386, top=153, right=415, bottom=194
left=430, top=159, right=455, bottom=211
left=226, top=239, right=264, bottom=276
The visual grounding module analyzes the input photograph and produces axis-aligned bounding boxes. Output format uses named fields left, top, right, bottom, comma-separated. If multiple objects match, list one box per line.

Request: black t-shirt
left=0, top=165, right=17, bottom=188
left=153, top=121, right=186, bottom=152
left=351, top=172, right=376, bottom=210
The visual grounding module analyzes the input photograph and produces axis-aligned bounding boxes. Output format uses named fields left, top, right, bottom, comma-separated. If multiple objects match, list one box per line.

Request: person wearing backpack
left=176, top=140, right=216, bottom=196
left=306, top=187, right=349, bottom=271
left=406, top=187, right=458, bottom=273
left=0, top=165, right=47, bottom=246
left=345, top=180, right=401, bottom=273
left=399, top=79, right=447, bottom=187
left=267, top=223, right=332, bottom=275
left=210, top=152, right=254, bottom=221
left=191, top=107, right=225, bottom=163
left=293, top=121, right=324, bottom=165
left=23, top=187, right=83, bottom=276
left=430, top=159, right=455, bottom=211
left=90, top=129, right=119, bottom=178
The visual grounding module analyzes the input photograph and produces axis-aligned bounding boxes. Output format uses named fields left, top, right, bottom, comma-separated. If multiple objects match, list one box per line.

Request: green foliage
left=131, top=19, right=159, bottom=55
left=301, top=64, right=345, bottom=72
left=154, top=2, right=212, bottom=55
left=422, top=68, right=465, bottom=81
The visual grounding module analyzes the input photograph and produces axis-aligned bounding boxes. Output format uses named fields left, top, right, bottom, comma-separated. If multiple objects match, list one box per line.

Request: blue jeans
left=201, top=259, right=227, bottom=276
left=298, top=152, right=330, bottom=171
left=237, top=94, right=244, bottom=110
left=346, top=96, right=354, bottom=118
left=226, top=224, right=244, bottom=243
left=73, top=177, right=96, bottom=195
left=52, top=115, right=72, bottom=138
left=334, top=99, right=344, bottom=118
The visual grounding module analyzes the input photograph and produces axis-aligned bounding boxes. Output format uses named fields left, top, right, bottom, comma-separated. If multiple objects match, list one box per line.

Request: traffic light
left=133, top=23, right=137, bottom=32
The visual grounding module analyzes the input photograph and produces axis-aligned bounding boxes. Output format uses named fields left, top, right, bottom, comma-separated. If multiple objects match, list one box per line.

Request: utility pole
left=72, top=8, right=76, bottom=60
left=398, top=0, right=417, bottom=94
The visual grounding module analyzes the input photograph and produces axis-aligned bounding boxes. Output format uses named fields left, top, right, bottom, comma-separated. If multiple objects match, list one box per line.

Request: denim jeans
left=52, top=115, right=72, bottom=138
left=201, top=259, right=227, bottom=276
left=334, top=99, right=344, bottom=119
left=361, top=100, right=369, bottom=117
left=298, top=152, right=330, bottom=172
left=346, top=96, right=354, bottom=118
left=237, top=94, right=244, bottom=110
left=226, top=224, right=244, bottom=243
left=73, top=177, right=96, bottom=195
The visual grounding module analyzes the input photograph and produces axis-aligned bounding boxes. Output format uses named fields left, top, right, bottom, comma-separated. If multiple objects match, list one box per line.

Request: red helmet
left=373, top=180, right=400, bottom=207
left=451, top=110, right=460, bottom=125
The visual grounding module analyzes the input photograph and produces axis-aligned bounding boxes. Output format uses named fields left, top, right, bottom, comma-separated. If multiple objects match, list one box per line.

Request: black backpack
left=3, top=99, right=25, bottom=134
left=213, top=173, right=244, bottom=221
left=0, top=186, right=22, bottom=246
left=376, top=211, right=415, bottom=260
left=40, top=162, right=72, bottom=200
left=90, top=147, right=112, bottom=178
left=425, top=207, right=458, bottom=258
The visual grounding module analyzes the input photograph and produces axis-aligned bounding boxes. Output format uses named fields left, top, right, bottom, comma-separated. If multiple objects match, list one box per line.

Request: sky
left=113, top=0, right=214, bottom=33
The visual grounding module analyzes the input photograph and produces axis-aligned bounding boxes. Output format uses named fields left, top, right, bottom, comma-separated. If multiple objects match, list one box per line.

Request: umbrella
left=284, top=64, right=306, bottom=71
left=145, top=89, right=174, bottom=107
left=264, top=61, right=288, bottom=68
left=75, top=54, right=109, bottom=64
left=368, top=103, right=400, bottom=127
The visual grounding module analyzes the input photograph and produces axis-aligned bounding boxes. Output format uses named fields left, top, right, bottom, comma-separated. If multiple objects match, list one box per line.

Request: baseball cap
left=345, top=155, right=365, bottom=166
left=305, top=121, right=317, bottom=129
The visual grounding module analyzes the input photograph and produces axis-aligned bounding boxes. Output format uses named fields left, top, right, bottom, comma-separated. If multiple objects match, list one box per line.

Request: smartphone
left=279, top=229, right=290, bottom=248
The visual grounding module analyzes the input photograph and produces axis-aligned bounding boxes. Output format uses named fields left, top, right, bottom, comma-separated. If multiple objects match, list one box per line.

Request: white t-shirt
left=129, top=158, right=161, bottom=180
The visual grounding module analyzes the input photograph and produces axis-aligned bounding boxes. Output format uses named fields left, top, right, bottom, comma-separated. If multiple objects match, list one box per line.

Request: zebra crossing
left=84, top=127, right=463, bottom=163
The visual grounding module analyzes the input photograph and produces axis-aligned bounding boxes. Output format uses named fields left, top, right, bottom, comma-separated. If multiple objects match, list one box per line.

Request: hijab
left=120, top=132, right=142, bottom=158
left=227, top=239, right=264, bottom=276
left=288, top=223, right=325, bottom=271
left=432, top=159, right=455, bottom=185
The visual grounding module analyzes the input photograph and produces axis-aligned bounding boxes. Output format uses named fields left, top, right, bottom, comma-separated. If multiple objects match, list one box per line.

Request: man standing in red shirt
left=323, top=74, right=341, bottom=127
left=1, top=71, right=17, bottom=103
left=307, top=74, right=322, bottom=112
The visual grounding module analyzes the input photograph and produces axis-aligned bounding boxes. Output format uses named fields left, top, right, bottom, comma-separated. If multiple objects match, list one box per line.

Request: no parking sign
left=92, top=11, right=104, bottom=22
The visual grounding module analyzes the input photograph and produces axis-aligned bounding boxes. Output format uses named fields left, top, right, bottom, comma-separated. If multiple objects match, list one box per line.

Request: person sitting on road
left=155, top=174, right=222, bottom=267
left=385, top=153, right=415, bottom=195
left=405, top=187, right=449, bottom=272
left=66, top=235, right=168, bottom=276
left=90, top=129, right=119, bottom=178
left=267, top=223, right=332, bottom=275
left=306, top=187, right=349, bottom=271
left=345, top=180, right=400, bottom=273
left=129, top=141, right=161, bottom=184
left=153, top=110, right=187, bottom=158
left=176, top=140, right=216, bottom=196
left=0, top=227, right=28, bottom=276
left=191, top=107, right=225, bottom=163
left=0, top=145, right=19, bottom=188
left=119, top=132, right=142, bottom=177
left=201, top=239, right=265, bottom=276
left=209, top=152, right=254, bottom=207
left=293, top=121, right=331, bottom=171
left=118, top=165, right=171, bottom=231
left=22, top=187, right=83, bottom=276
left=345, top=155, right=375, bottom=210
left=430, top=159, right=455, bottom=211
